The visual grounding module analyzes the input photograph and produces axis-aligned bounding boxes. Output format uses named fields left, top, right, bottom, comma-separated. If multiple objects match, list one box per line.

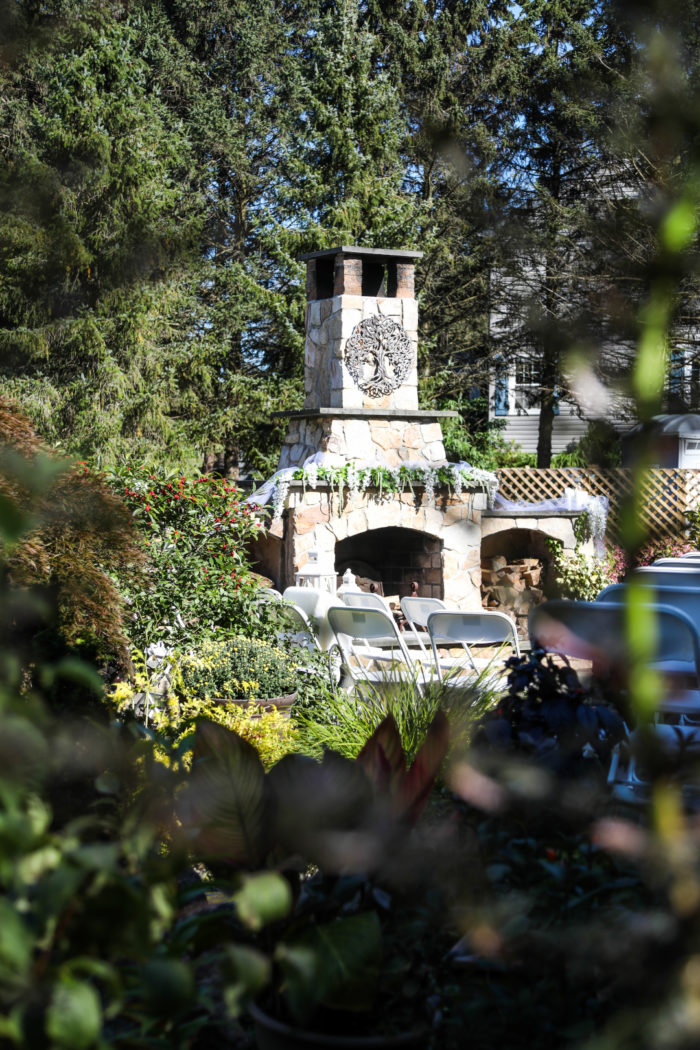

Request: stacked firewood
left=480, top=555, right=546, bottom=638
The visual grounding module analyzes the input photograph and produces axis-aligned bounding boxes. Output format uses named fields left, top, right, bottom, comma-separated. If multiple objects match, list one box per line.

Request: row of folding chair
left=528, top=597, right=700, bottom=804
left=258, top=586, right=522, bottom=693
left=327, top=603, right=520, bottom=694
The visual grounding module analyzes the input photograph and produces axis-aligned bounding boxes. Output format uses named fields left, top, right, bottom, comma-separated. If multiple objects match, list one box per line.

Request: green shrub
left=176, top=636, right=297, bottom=701
left=295, top=663, right=501, bottom=762
left=103, top=465, right=268, bottom=646
left=551, top=544, right=624, bottom=601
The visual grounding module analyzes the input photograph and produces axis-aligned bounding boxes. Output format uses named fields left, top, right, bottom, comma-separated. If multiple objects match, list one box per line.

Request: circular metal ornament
left=344, top=315, right=412, bottom=398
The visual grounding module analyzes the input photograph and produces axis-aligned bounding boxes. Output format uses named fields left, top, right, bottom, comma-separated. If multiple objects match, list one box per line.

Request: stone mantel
left=273, top=408, right=459, bottom=421
left=482, top=510, right=582, bottom=519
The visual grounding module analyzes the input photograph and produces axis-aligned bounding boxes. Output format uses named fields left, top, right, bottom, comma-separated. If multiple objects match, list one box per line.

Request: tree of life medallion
left=344, top=315, right=412, bottom=398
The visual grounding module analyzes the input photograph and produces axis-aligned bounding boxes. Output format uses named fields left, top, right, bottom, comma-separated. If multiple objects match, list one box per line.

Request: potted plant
left=178, top=713, right=458, bottom=1048
left=176, top=636, right=298, bottom=713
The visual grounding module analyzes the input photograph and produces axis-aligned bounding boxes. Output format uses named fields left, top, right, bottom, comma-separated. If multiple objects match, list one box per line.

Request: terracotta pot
left=249, top=1004, right=426, bottom=1050
left=211, top=692, right=297, bottom=719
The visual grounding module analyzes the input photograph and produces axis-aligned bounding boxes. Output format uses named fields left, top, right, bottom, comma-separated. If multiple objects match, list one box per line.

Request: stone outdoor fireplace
left=260, top=245, right=491, bottom=608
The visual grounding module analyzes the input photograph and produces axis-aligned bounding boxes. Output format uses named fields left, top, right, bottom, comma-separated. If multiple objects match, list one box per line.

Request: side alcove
left=480, top=527, right=556, bottom=637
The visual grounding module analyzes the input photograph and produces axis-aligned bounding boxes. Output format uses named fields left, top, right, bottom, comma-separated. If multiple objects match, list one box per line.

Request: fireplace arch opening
left=480, top=528, right=556, bottom=637
left=335, top=527, right=442, bottom=599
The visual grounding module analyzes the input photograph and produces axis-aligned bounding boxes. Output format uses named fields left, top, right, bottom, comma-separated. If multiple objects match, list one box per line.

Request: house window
left=491, top=356, right=560, bottom=417
left=514, top=357, right=541, bottom=413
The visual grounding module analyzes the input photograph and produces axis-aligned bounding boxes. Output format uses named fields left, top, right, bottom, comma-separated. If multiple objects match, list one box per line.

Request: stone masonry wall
left=275, top=484, right=488, bottom=609
left=303, top=294, right=418, bottom=412
left=278, top=417, right=447, bottom=469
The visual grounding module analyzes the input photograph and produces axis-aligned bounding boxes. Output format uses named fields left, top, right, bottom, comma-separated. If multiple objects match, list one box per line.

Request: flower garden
left=3, top=399, right=700, bottom=1050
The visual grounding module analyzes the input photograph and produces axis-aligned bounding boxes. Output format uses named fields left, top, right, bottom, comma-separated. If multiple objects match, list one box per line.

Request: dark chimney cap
left=298, top=245, right=423, bottom=262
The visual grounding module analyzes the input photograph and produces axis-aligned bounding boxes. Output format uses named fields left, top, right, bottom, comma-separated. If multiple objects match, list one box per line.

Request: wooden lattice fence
left=496, top=468, right=700, bottom=545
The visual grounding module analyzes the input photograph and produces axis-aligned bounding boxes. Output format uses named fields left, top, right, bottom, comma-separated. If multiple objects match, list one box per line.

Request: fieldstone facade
left=278, top=414, right=447, bottom=470
left=264, top=245, right=592, bottom=611
left=271, top=483, right=488, bottom=608
left=302, top=294, right=419, bottom=413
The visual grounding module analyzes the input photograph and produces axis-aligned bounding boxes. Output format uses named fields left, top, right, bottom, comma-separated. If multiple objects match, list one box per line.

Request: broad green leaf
left=46, top=979, right=101, bottom=1049
left=0, top=901, right=32, bottom=981
left=661, top=196, right=699, bottom=252
left=140, top=959, right=194, bottom=1016
left=181, top=721, right=268, bottom=867
left=233, top=872, right=292, bottom=930
left=278, top=912, right=381, bottom=1023
left=221, top=945, right=271, bottom=1015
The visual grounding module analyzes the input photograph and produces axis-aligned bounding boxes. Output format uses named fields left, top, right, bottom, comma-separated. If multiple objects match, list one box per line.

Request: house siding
left=500, top=413, right=589, bottom=454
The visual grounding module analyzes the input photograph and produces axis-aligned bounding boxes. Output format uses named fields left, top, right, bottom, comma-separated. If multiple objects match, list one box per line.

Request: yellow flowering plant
left=175, top=636, right=297, bottom=701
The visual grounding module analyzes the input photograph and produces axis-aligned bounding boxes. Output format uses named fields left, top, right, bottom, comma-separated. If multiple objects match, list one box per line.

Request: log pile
left=480, top=555, right=546, bottom=638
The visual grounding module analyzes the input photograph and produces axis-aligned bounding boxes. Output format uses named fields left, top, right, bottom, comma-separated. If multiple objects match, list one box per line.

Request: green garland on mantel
left=271, top=461, right=498, bottom=522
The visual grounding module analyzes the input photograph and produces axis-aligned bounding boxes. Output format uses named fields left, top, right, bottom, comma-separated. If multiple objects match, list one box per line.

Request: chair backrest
left=654, top=557, right=700, bottom=567
left=282, top=586, right=337, bottom=649
left=265, top=600, right=321, bottom=652
left=343, top=590, right=395, bottom=616
left=428, top=609, right=520, bottom=649
left=680, top=551, right=700, bottom=559
left=529, top=599, right=700, bottom=684
left=399, top=596, right=449, bottom=659
left=400, top=596, right=448, bottom=628
left=259, top=586, right=283, bottom=599
left=327, top=605, right=414, bottom=683
left=427, top=610, right=520, bottom=679
left=632, top=567, right=700, bottom=589
left=598, top=583, right=700, bottom=630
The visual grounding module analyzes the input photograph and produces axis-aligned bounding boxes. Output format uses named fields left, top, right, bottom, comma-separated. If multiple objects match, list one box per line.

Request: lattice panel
left=496, top=468, right=690, bottom=545
left=685, top=470, right=700, bottom=512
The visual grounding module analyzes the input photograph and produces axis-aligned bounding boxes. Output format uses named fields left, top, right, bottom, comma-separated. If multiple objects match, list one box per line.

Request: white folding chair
left=426, top=610, right=520, bottom=681
left=258, top=594, right=321, bottom=653
left=400, top=596, right=477, bottom=672
left=343, top=590, right=424, bottom=649
left=530, top=598, right=700, bottom=720
left=528, top=599, right=700, bottom=803
left=400, top=596, right=448, bottom=657
left=327, top=605, right=434, bottom=694
left=598, top=583, right=700, bottom=672
left=282, top=586, right=337, bottom=650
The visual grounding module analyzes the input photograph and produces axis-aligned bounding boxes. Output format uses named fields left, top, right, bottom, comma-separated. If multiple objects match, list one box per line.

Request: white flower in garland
left=346, top=461, right=360, bottom=503
left=272, top=477, right=290, bottom=524
left=423, top=467, right=438, bottom=506
left=305, top=462, right=319, bottom=490
left=586, top=496, right=608, bottom=554
left=450, top=464, right=464, bottom=499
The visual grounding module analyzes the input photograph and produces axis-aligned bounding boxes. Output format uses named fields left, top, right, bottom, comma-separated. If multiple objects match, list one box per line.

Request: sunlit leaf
left=46, top=978, right=101, bottom=1049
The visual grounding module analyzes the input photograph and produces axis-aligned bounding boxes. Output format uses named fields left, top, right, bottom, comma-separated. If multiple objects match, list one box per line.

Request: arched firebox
left=480, top=528, right=556, bottom=637
left=335, top=527, right=442, bottom=599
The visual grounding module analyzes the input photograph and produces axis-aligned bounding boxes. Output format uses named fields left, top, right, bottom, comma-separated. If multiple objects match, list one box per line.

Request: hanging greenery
left=270, top=462, right=498, bottom=522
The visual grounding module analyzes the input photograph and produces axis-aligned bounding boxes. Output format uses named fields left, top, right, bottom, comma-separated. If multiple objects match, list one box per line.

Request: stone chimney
left=277, top=246, right=453, bottom=469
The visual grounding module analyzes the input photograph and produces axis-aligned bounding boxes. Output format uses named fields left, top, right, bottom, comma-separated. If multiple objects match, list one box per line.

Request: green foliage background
left=2, top=0, right=700, bottom=471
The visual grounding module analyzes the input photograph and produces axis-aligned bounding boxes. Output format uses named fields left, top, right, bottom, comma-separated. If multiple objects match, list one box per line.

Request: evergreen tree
left=487, top=0, right=636, bottom=466
left=0, top=2, right=206, bottom=465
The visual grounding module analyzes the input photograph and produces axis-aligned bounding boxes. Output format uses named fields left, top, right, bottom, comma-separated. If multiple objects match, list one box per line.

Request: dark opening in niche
left=360, top=260, right=398, bottom=297
left=335, top=526, right=443, bottom=599
left=315, top=257, right=334, bottom=299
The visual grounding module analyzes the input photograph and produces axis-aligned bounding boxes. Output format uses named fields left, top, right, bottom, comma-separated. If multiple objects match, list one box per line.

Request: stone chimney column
left=300, top=246, right=422, bottom=413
